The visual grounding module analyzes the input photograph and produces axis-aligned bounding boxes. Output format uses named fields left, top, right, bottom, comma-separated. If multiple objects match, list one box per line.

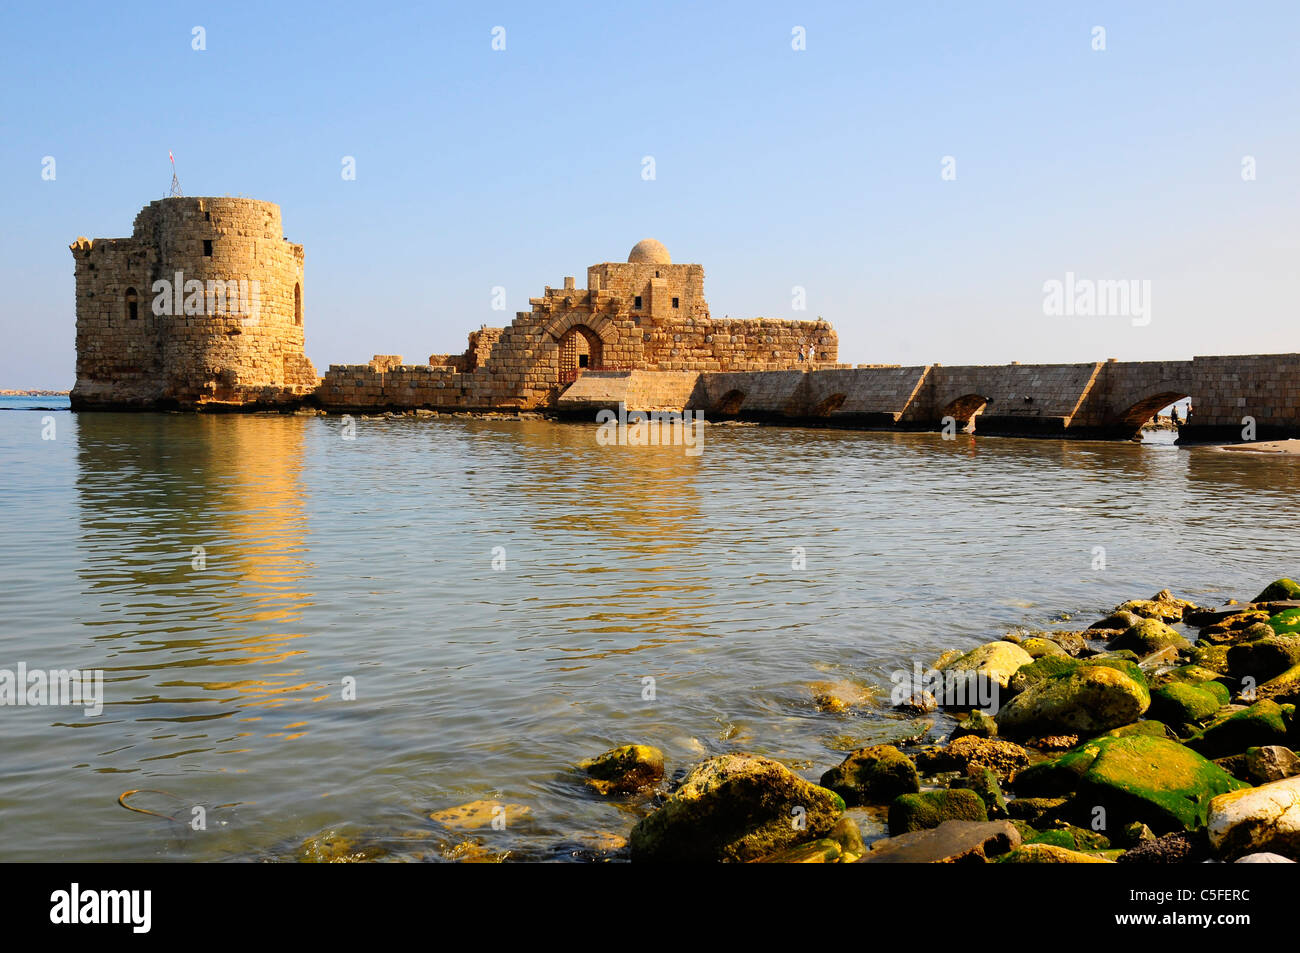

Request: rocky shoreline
left=402, top=579, right=1300, bottom=864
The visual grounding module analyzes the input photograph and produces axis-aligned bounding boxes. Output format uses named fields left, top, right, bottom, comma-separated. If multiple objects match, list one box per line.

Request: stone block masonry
left=71, top=198, right=1300, bottom=441
left=70, top=197, right=316, bottom=409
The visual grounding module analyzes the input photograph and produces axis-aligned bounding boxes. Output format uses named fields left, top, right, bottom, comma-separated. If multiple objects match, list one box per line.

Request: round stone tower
left=70, top=196, right=317, bottom=409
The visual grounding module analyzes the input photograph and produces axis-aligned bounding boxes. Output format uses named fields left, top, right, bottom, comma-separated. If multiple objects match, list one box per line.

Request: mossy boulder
left=996, top=664, right=1150, bottom=738
left=1014, top=734, right=1248, bottom=832
left=1188, top=644, right=1232, bottom=673
left=1148, top=682, right=1225, bottom=725
left=888, top=788, right=988, bottom=835
left=1227, top=633, right=1300, bottom=682
left=1254, top=578, right=1300, bottom=604
left=1111, top=618, right=1191, bottom=656
left=1257, top=663, right=1300, bottom=705
left=950, top=709, right=998, bottom=741
left=1017, top=637, right=1069, bottom=659
left=628, top=754, right=845, bottom=863
left=952, top=765, right=1008, bottom=818
left=579, top=744, right=665, bottom=795
left=1115, top=595, right=1187, bottom=623
left=1268, top=607, right=1300, bottom=635
left=1026, top=824, right=1110, bottom=851
left=819, top=744, right=920, bottom=806
left=1090, top=609, right=1143, bottom=632
left=1186, top=700, right=1291, bottom=759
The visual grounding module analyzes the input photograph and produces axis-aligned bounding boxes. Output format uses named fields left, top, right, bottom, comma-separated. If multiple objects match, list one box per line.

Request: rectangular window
left=672, top=297, right=680, bottom=308
left=203, top=240, right=213, bottom=256
left=634, top=296, right=642, bottom=309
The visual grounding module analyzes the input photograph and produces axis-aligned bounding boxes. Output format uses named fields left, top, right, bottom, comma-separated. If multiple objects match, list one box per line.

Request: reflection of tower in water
left=75, top=414, right=319, bottom=752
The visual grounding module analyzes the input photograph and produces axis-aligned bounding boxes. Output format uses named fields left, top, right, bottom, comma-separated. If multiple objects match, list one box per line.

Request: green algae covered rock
left=888, top=788, right=987, bottom=835
left=628, top=754, right=844, bottom=862
left=1228, top=633, right=1300, bottom=682
left=1186, top=700, right=1291, bottom=759
left=819, top=744, right=919, bottom=806
left=950, top=709, right=998, bottom=740
left=1254, top=579, right=1300, bottom=604
left=997, top=843, right=1113, bottom=863
left=1014, top=734, right=1248, bottom=832
left=952, top=764, right=1008, bottom=819
left=579, top=744, right=665, bottom=795
left=996, top=664, right=1150, bottom=738
left=1111, top=618, right=1192, bottom=656
left=1258, top=663, right=1300, bottom=705
left=1018, top=637, right=1069, bottom=659
left=1148, top=682, right=1224, bottom=725
left=1026, top=824, right=1110, bottom=851
left=1268, top=607, right=1300, bottom=635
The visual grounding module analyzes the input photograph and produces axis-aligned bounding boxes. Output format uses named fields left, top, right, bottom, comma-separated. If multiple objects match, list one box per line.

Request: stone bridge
left=558, top=353, right=1300, bottom=441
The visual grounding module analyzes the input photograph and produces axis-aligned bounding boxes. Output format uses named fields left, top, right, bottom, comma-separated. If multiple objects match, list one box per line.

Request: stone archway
left=557, top=325, right=604, bottom=384
left=939, top=394, right=989, bottom=433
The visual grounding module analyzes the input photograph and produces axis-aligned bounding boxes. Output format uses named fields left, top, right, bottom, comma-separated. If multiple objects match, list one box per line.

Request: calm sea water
left=2, top=398, right=1300, bottom=861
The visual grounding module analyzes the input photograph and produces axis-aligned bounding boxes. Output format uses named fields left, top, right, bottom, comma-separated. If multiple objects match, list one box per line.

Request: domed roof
left=628, top=238, right=671, bottom=264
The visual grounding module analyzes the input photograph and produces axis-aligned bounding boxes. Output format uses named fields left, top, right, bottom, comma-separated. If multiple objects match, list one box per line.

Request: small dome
left=628, top=238, right=671, bottom=264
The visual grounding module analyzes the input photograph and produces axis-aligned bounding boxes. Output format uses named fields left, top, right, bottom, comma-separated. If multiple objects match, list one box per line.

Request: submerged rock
left=996, top=663, right=1150, bottom=737
left=819, top=744, right=920, bottom=806
left=859, top=819, right=1020, bottom=863
left=429, top=800, right=532, bottom=831
left=579, top=744, right=665, bottom=795
left=628, top=754, right=844, bottom=863
left=1015, top=734, right=1247, bottom=832
left=888, top=788, right=987, bottom=834
left=297, top=829, right=388, bottom=863
left=1207, top=775, right=1300, bottom=860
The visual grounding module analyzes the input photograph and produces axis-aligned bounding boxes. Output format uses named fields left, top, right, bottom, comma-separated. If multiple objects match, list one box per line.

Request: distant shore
left=0, top=389, right=69, bottom=396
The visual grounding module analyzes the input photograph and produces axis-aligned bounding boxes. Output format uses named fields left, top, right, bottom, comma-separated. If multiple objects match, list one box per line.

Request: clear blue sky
left=3, top=1, right=1298, bottom=388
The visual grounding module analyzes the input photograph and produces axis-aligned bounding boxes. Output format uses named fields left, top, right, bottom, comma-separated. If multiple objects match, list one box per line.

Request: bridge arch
left=811, top=393, right=847, bottom=417
left=1114, top=389, right=1191, bottom=436
left=715, top=389, right=746, bottom=415
left=939, top=393, right=989, bottom=433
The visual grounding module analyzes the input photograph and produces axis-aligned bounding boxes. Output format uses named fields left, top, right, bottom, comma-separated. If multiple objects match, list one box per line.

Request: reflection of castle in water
left=75, top=413, right=320, bottom=734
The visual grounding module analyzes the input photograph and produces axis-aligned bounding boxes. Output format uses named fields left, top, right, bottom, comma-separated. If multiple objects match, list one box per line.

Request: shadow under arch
left=939, top=394, right=989, bottom=433
left=715, top=389, right=746, bottom=416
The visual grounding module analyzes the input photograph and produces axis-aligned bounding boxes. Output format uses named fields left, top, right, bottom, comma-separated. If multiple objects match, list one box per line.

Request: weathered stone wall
left=70, top=197, right=317, bottom=408
left=318, top=244, right=838, bottom=412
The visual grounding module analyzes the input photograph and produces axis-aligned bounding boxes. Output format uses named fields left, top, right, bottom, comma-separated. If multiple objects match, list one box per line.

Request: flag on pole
left=169, top=151, right=174, bottom=164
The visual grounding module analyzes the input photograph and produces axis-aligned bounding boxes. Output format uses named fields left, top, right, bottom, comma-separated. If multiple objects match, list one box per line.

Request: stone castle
left=70, top=197, right=837, bottom=411
left=71, top=196, right=1300, bottom=441
left=70, top=198, right=317, bottom=409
